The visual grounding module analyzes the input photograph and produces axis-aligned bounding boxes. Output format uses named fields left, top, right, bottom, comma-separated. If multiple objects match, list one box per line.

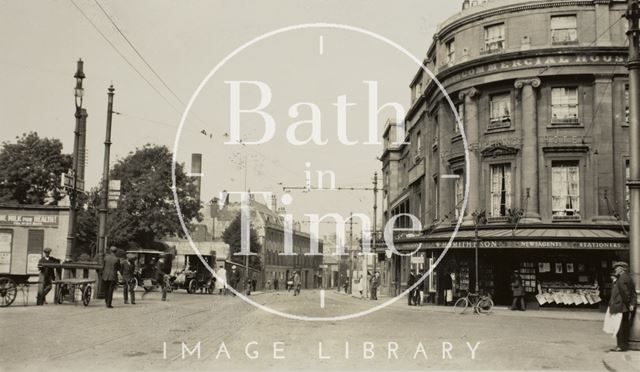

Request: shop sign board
left=0, top=214, right=58, bottom=227
left=395, top=239, right=628, bottom=251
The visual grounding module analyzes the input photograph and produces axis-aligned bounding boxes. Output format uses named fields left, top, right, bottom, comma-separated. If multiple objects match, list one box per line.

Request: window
left=551, top=87, right=579, bottom=123
left=484, top=24, right=505, bottom=53
left=434, top=177, right=439, bottom=221
left=489, top=93, right=511, bottom=129
left=432, top=118, right=439, bottom=148
left=490, top=164, right=512, bottom=217
left=455, top=103, right=464, bottom=134
left=416, top=130, right=422, bottom=154
left=454, top=170, right=464, bottom=218
left=446, top=39, right=456, bottom=65
left=551, top=15, right=578, bottom=44
left=551, top=161, right=580, bottom=219
left=626, top=160, right=631, bottom=221
left=625, top=84, right=630, bottom=125
left=414, top=82, right=422, bottom=101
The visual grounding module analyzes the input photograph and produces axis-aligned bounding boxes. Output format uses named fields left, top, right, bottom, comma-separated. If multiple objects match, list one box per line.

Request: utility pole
left=349, top=212, right=354, bottom=295
left=372, top=172, right=378, bottom=279
left=65, top=59, right=85, bottom=263
left=625, top=0, right=640, bottom=350
left=98, top=85, right=115, bottom=265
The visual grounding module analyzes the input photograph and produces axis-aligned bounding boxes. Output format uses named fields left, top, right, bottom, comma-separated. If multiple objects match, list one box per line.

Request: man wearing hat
left=511, top=270, right=526, bottom=311
left=228, top=265, right=240, bottom=296
left=102, top=246, right=121, bottom=308
left=609, top=261, right=637, bottom=352
left=36, top=248, right=58, bottom=305
left=121, top=253, right=137, bottom=305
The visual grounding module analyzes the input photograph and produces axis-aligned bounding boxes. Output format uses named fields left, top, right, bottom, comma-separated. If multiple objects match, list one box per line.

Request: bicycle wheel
left=453, top=297, right=469, bottom=314
left=476, top=297, right=494, bottom=314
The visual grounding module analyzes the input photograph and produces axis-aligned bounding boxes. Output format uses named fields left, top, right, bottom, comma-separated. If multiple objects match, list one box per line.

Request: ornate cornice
left=514, top=77, right=541, bottom=89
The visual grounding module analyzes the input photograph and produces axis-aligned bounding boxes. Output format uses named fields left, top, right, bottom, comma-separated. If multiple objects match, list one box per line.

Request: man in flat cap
left=102, top=246, right=121, bottom=308
left=121, top=253, right=137, bottom=305
left=608, top=261, right=637, bottom=352
left=36, top=247, right=58, bottom=305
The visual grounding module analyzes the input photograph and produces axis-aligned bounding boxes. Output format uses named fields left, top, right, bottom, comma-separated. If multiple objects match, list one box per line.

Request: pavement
left=1, top=287, right=640, bottom=371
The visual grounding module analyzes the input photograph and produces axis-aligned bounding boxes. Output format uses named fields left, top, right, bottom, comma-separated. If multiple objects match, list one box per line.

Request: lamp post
left=625, top=0, right=640, bottom=350
left=65, top=59, right=85, bottom=262
left=98, top=85, right=115, bottom=266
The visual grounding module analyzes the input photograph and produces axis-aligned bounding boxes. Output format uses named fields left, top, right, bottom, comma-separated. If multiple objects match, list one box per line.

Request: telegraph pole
left=372, top=172, right=378, bottom=278
left=625, top=0, right=640, bottom=350
left=98, top=85, right=115, bottom=266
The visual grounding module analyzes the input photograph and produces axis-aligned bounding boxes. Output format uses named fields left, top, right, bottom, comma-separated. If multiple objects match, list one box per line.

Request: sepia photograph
left=0, top=0, right=640, bottom=371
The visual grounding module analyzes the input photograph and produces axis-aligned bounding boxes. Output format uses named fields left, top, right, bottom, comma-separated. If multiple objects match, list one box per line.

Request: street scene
left=2, top=0, right=640, bottom=371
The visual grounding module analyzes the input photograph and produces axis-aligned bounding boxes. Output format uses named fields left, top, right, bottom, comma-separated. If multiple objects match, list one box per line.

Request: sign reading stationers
left=0, top=214, right=58, bottom=227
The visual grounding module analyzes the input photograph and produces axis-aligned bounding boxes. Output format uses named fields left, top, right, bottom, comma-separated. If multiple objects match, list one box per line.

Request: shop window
left=489, top=93, right=511, bottom=129
left=551, top=161, right=581, bottom=220
left=490, top=163, right=512, bottom=217
left=484, top=23, right=505, bottom=54
left=551, top=87, right=579, bottom=124
left=446, top=39, right=455, bottom=65
left=624, top=84, right=630, bottom=126
left=551, top=15, right=578, bottom=45
left=454, top=169, right=465, bottom=218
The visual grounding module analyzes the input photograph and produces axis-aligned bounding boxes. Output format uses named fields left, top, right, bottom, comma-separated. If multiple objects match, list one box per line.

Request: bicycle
left=453, top=292, right=494, bottom=315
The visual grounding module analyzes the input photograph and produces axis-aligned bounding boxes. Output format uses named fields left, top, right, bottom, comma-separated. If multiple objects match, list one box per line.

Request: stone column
left=514, top=78, right=541, bottom=223
left=459, top=87, right=481, bottom=225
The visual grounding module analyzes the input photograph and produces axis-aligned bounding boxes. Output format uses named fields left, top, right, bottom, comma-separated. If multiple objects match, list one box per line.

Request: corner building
left=380, top=0, right=632, bottom=308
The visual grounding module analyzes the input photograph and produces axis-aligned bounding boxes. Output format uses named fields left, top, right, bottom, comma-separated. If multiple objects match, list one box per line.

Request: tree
left=222, top=213, right=262, bottom=270
left=0, top=132, right=72, bottom=205
left=77, top=144, right=202, bottom=251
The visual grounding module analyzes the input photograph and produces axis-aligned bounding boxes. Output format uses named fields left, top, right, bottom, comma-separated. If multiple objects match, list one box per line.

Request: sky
left=0, top=0, right=462, bottom=234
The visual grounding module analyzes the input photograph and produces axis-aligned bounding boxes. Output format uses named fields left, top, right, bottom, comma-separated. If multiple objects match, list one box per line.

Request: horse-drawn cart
left=0, top=274, right=39, bottom=307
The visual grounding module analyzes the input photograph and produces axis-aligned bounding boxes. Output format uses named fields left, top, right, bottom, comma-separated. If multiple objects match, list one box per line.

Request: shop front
left=393, top=226, right=629, bottom=309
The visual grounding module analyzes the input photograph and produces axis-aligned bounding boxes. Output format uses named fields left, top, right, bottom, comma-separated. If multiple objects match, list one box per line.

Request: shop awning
left=393, top=227, right=629, bottom=252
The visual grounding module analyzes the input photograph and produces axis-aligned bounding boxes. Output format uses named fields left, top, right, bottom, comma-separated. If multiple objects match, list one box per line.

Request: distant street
left=0, top=288, right=626, bottom=371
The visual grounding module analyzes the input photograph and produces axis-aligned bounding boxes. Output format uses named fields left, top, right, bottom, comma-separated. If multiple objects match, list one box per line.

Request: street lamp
left=65, top=59, right=85, bottom=262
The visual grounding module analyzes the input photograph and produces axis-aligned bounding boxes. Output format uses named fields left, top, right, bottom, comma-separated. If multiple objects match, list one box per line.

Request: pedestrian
left=287, top=275, right=293, bottom=292
left=121, top=254, right=137, bottom=305
left=357, top=275, right=364, bottom=298
left=293, top=271, right=301, bottom=296
left=228, top=265, right=240, bottom=296
left=510, top=270, right=526, bottom=311
left=370, top=272, right=380, bottom=300
left=155, top=255, right=169, bottom=301
left=274, top=277, right=279, bottom=291
left=607, top=261, right=637, bottom=352
left=102, top=246, right=121, bottom=308
left=251, top=278, right=257, bottom=292
left=443, top=271, right=454, bottom=306
left=407, top=270, right=417, bottom=306
left=36, top=248, right=58, bottom=305
left=215, top=266, right=226, bottom=295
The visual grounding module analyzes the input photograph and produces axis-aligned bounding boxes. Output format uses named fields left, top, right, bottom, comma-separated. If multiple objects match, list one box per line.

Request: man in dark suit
left=121, top=254, right=137, bottom=305
left=609, top=261, right=637, bottom=352
left=36, top=248, right=59, bottom=305
left=407, top=270, right=417, bottom=306
left=102, top=246, right=121, bottom=308
left=228, top=265, right=240, bottom=296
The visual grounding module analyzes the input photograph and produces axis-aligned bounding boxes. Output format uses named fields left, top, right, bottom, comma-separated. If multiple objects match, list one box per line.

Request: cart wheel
left=55, top=285, right=64, bottom=304
left=0, top=277, right=17, bottom=307
left=188, top=280, right=197, bottom=294
left=82, top=286, right=92, bottom=306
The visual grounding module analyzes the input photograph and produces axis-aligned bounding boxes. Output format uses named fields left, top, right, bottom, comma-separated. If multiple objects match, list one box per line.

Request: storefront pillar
left=514, top=78, right=542, bottom=223
left=459, top=87, right=481, bottom=225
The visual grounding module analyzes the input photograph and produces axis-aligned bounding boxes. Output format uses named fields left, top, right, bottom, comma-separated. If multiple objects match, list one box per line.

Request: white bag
left=445, top=289, right=453, bottom=302
left=603, top=307, right=623, bottom=337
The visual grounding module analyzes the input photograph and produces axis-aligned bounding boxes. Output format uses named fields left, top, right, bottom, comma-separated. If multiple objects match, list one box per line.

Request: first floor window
left=626, top=160, right=631, bottom=221
left=551, top=87, right=579, bottom=123
left=551, top=161, right=580, bottom=218
left=490, top=93, right=511, bottom=128
left=454, top=170, right=464, bottom=218
left=490, top=163, right=512, bottom=217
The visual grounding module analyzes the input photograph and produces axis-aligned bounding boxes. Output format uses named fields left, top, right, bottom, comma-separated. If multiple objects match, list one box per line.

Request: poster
left=555, top=263, right=563, bottom=273
left=27, top=254, right=41, bottom=274
left=566, top=263, right=574, bottom=273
